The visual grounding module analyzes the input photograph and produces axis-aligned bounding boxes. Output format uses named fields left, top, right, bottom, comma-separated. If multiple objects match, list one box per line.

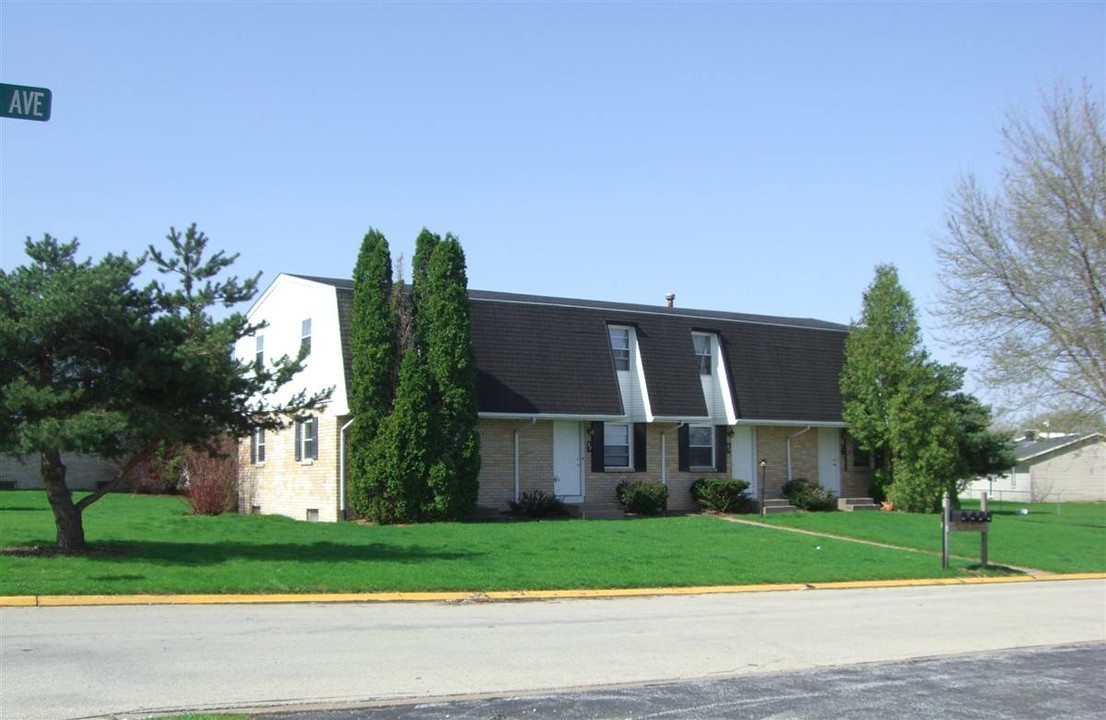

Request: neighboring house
left=0, top=453, right=118, bottom=491
left=963, top=431, right=1106, bottom=503
left=236, top=274, right=874, bottom=522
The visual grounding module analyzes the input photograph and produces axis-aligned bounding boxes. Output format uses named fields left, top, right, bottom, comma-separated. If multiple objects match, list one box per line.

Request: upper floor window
left=609, top=326, right=630, bottom=372
left=693, top=333, right=712, bottom=375
left=295, top=417, right=318, bottom=462
left=604, top=422, right=632, bottom=469
left=688, top=424, right=715, bottom=467
left=300, top=318, right=312, bottom=357
left=255, top=335, right=265, bottom=367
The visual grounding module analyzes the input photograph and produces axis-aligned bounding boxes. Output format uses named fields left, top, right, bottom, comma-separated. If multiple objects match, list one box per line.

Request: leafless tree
left=935, top=80, right=1106, bottom=418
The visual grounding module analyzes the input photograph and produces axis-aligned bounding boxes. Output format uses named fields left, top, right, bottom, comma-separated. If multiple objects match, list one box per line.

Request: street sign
left=1, top=83, right=52, bottom=122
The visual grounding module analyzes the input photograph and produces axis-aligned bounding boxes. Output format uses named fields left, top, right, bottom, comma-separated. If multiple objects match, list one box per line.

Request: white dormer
left=607, top=324, right=651, bottom=421
left=692, top=331, right=736, bottom=425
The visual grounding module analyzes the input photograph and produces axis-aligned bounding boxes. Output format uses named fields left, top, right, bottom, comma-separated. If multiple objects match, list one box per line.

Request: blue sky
left=1, top=1, right=1103, bottom=396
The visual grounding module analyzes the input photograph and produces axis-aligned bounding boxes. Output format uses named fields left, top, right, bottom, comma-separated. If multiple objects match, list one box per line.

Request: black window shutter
left=294, top=420, right=302, bottom=462
left=633, top=422, right=647, bottom=472
left=590, top=422, right=605, bottom=472
left=714, top=425, right=728, bottom=473
left=677, top=424, right=690, bottom=472
left=250, top=431, right=258, bottom=465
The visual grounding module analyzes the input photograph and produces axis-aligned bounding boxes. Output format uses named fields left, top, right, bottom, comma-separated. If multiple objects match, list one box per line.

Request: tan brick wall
left=238, top=411, right=344, bottom=522
left=476, top=420, right=555, bottom=512
left=755, top=426, right=821, bottom=497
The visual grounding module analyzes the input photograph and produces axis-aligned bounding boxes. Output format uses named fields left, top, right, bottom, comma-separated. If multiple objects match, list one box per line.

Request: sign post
left=1, top=83, right=52, bottom=122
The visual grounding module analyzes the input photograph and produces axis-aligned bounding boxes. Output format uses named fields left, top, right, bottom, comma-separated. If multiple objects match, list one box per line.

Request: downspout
left=660, top=423, right=685, bottom=485
left=339, top=417, right=356, bottom=520
left=786, top=426, right=813, bottom=482
left=513, top=418, right=538, bottom=502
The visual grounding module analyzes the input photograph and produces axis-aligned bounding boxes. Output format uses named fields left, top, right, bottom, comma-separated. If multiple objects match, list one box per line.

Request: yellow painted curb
left=4, top=574, right=1103, bottom=608
left=0, top=596, right=37, bottom=607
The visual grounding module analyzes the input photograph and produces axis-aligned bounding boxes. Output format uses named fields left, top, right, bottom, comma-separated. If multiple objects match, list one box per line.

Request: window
left=294, top=417, right=318, bottom=462
left=591, top=422, right=646, bottom=473
left=300, top=318, right=312, bottom=357
left=255, top=335, right=264, bottom=367
left=678, top=424, right=726, bottom=473
left=306, top=509, right=319, bottom=522
left=604, top=423, right=631, bottom=468
left=852, top=439, right=871, bottom=469
left=609, top=326, right=630, bottom=371
left=250, top=428, right=266, bottom=464
left=693, top=333, right=712, bottom=375
left=688, top=425, right=714, bottom=467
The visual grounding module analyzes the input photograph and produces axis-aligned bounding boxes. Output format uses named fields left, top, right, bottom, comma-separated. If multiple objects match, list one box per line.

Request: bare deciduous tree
left=936, top=80, right=1106, bottom=417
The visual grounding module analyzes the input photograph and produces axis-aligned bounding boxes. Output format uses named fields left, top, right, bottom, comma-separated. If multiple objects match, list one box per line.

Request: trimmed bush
left=616, top=480, right=668, bottom=516
left=690, top=477, right=755, bottom=514
left=782, top=477, right=837, bottom=511
left=508, top=490, right=570, bottom=519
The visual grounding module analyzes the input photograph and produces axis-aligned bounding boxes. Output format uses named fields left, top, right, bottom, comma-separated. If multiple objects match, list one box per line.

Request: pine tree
left=0, top=228, right=327, bottom=550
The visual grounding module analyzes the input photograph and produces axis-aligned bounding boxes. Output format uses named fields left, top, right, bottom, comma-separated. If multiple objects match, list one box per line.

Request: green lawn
left=757, top=500, right=1106, bottom=573
left=1, top=492, right=1101, bottom=596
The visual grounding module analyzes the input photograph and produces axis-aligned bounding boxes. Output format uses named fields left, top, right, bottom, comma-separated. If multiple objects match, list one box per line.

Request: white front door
left=553, top=421, right=583, bottom=500
left=818, top=427, right=842, bottom=495
left=731, top=425, right=756, bottom=493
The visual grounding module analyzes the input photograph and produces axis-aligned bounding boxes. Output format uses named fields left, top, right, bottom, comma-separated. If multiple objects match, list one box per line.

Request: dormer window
left=693, top=333, right=712, bottom=375
left=609, top=326, right=630, bottom=371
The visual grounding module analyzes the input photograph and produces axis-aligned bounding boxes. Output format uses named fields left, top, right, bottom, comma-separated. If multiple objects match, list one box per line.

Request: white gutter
left=786, top=425, right=813, bottom=482
left=338, top=417, right=356, bottom=519
left=513, top=418, right=538, bottom=502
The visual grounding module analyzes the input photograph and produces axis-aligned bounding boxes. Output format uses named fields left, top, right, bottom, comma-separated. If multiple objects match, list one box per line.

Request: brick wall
left=238, top=411, right=344, bottom=522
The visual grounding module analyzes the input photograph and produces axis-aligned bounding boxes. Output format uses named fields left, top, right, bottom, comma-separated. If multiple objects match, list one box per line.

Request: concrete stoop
left=838, top=497, right=881, bottom=512
left=760, top=499, right=799, bottom=514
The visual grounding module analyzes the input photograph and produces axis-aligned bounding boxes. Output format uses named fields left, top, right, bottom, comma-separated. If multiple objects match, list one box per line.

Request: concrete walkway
left=721, top=515, right=1055, bottom=575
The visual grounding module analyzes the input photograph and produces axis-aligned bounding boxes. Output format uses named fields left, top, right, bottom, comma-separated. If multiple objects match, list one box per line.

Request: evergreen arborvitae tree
left=408, top=228, right=440, bottom=354
left=347, top=229, right=396, bottom=519
left=364, top=350, right=436, bottom=523
left=421, top=235, right=481, bottom=519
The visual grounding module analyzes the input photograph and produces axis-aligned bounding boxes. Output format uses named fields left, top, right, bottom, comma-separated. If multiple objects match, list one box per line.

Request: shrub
left=615, top=480, right=668, bottom=516
left=690, top=477, right=755, bottom=514
left=508, top=490, right=570, bottom=519
left=183, top=440, right=239, bottom=516
left=781, top=477, right=836, bottom=511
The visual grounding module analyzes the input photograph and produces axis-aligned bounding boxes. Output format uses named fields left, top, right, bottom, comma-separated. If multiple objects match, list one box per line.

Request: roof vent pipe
left=665, top=293, right=675, bottom=308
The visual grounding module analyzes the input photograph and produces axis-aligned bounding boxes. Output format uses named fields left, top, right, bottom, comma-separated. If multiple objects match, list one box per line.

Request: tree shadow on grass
left=76, top=540, right=482, bottom=567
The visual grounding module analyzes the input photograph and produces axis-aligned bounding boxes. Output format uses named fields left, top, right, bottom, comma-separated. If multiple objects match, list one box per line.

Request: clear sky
left=2, top=1, right=1103, bottom=396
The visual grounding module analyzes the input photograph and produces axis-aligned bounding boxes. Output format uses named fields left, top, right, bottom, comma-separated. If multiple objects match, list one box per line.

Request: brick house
left=236, top=274, right=873, bottom=521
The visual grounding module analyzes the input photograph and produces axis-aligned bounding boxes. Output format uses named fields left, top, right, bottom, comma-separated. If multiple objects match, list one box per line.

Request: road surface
left=1, top=579, right=1103, bottom=719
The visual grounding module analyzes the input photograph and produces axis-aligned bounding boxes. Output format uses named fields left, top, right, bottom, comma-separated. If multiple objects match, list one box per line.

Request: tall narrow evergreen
left=421, top=235, right=481, bottom=519
left=347, top=229, right=396, bottom=518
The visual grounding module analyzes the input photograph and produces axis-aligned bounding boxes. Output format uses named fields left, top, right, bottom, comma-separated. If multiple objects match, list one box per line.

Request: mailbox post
left=942, top=491, right=991, bottom=569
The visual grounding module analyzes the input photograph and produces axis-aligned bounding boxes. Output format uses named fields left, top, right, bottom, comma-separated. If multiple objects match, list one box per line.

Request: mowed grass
left=758, top=500, right=1106, bottom=573
left=0, top=491, right=999, bottom=596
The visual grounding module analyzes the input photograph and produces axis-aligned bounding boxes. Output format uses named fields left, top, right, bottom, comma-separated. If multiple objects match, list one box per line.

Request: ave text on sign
left=1, top=83, right=52, bottom=122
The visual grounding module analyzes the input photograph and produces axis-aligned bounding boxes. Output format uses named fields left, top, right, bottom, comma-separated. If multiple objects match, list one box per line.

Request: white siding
left=236, top=274, right=348, bottom=415
left=1031, top=441, right=1106, bottom=502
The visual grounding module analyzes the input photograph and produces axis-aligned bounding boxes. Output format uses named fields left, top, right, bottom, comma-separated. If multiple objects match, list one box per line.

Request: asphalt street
left=1, top=579, right=1104, bottom=720
left=261, top=643, right=1106, bottom=720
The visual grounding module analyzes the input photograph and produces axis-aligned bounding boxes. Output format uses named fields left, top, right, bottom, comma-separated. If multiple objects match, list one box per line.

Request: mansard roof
left=289, top=276, right=848, bottom=423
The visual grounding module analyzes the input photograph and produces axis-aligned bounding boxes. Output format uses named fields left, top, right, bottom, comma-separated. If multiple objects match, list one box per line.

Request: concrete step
left=838, top=497, right=881, bottom=512
left=761, top=499, right=799, bottom=514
